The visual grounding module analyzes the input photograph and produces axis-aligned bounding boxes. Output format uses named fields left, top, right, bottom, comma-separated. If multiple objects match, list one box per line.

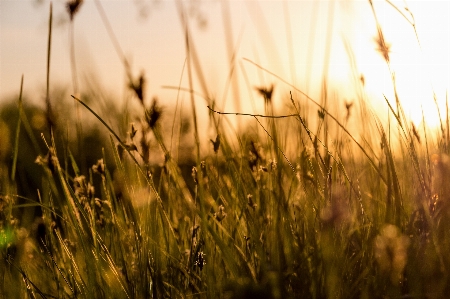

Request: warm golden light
left=0, top=1, right=448, bottom=130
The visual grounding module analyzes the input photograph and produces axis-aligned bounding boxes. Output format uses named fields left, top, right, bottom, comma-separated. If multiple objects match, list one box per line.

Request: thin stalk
left=11, top=75, right=24, bottom=181
left=46, top=2, right=53, bottom=130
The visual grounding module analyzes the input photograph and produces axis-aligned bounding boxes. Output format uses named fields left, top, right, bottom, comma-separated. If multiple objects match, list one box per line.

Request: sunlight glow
left=0, top=0, right=448, bottom=130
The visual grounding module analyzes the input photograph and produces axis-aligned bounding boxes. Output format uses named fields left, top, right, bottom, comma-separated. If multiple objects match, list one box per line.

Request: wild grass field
left=1, top=1, right=450, bottom=298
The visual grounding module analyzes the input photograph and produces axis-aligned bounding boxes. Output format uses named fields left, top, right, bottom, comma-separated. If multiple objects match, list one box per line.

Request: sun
left=346, top=0, right=449, bottom=129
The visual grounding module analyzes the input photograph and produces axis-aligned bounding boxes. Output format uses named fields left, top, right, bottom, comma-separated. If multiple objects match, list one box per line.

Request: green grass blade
left=11, top=75, right=24, bottom=181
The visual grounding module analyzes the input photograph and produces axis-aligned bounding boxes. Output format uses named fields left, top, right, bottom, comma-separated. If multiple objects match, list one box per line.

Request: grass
left=1, top=1, right=450, bottom=298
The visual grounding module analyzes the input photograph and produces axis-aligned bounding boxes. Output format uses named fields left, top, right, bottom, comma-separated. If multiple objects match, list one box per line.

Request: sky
left=0, top=0, right=449, bottom=129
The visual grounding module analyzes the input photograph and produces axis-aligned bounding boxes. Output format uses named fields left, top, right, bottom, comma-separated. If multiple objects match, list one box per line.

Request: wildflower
left=214, top=205, right=227, bottom=222
left=374, top=224, right=410, bottom=284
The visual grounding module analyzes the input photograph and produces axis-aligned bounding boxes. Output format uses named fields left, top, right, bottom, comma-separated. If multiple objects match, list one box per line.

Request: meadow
left=1, top=1, right=450, bottom=298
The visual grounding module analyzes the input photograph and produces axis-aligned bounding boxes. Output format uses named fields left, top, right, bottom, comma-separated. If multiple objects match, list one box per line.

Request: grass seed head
left=248, top=140, right=263, bottom=171
left=345, top=101, right=353, bottom=119
left=374, top=26, right=391, bottom=63
left=35, top=147, right=58, bottom=173
left=360, top=74, right=365, bottom=86
left=195, top=251, right=206, bottom=271
left=66, top=0, right=83, bottom=20
left=210, top=134, right=220, bottom=153
left=255, top=84, right=274, bottom=104
left=129, top=72, right=146, bottom=104
left=214, top=205, right=227, bottom=222
left=73, top=175, right=95, bottom=205
left=145, top=98, right=163, bottom=129
left=92, top=159, right=105, bottom=175
left=129, top=123, right=138, bottom=139
left=247, top=194, right=257, bottom=210
left=192, top=166, right=198, bottom=184
left=411, top=122, right=421, bottom=144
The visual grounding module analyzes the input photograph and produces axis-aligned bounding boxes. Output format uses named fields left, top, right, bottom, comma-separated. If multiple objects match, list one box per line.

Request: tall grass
left=1, top=1, right=450, bottom=299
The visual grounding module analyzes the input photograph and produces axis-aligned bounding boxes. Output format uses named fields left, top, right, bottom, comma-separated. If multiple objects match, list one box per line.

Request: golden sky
left=0, top=0, right=448, bottom=128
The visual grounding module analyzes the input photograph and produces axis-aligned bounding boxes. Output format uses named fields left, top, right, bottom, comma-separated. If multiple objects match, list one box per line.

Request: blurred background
left=0, top=0, right=449, bottom=128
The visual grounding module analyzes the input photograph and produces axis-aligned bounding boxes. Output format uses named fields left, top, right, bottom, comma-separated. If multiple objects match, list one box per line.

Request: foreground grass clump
left=2, top=83, right=450, bottom=299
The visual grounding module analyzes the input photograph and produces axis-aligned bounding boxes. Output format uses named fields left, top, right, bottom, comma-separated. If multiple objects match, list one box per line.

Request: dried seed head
left=64, top=239, right=77, bottom=254
left=35, top=147, right=58, bottom=173
left=129, top=72, right=146, bottom=104
left=10, top=215, right=19, bottom=227
left=194, top=251, right=206, bottom=270
left=345, top=101, right=353, bottom=119
left=123, top=142, right=138, bottom=152
left=210, top=134, right=220, bottom=153
left=94, top=198, right=102, bottom=208
left=145, top=98, right=163, bottom=129
left=73, top=176, right=95, bottom=203
left=247, top=194, right=257, bottom=210
left=66, top=0, right=83, bottom=20
left=411, top=122, right=421, bottom=144
left=374, top=27, right=391, bottom=63
left=360, top=74, right=365, bottom=86
left=248, top=140, right=263, bottom=171
left=317, top=108, right=325, bottom=119
left=429, top=194, right=440, bottom=216
left=255, top=84, right=274, bottom=104
left=269, top=159, right=277, bottom=171
left=259, top=166, right=268, bottom=173
left=92, top=159, right=105, bottom=175
left=192, top=166, right=198, bottom=184
left=0, top=195, right=13, bottom=215
left=129, top=123, right=138, bottom=139
left=214, top=205, right=227, bottom=222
